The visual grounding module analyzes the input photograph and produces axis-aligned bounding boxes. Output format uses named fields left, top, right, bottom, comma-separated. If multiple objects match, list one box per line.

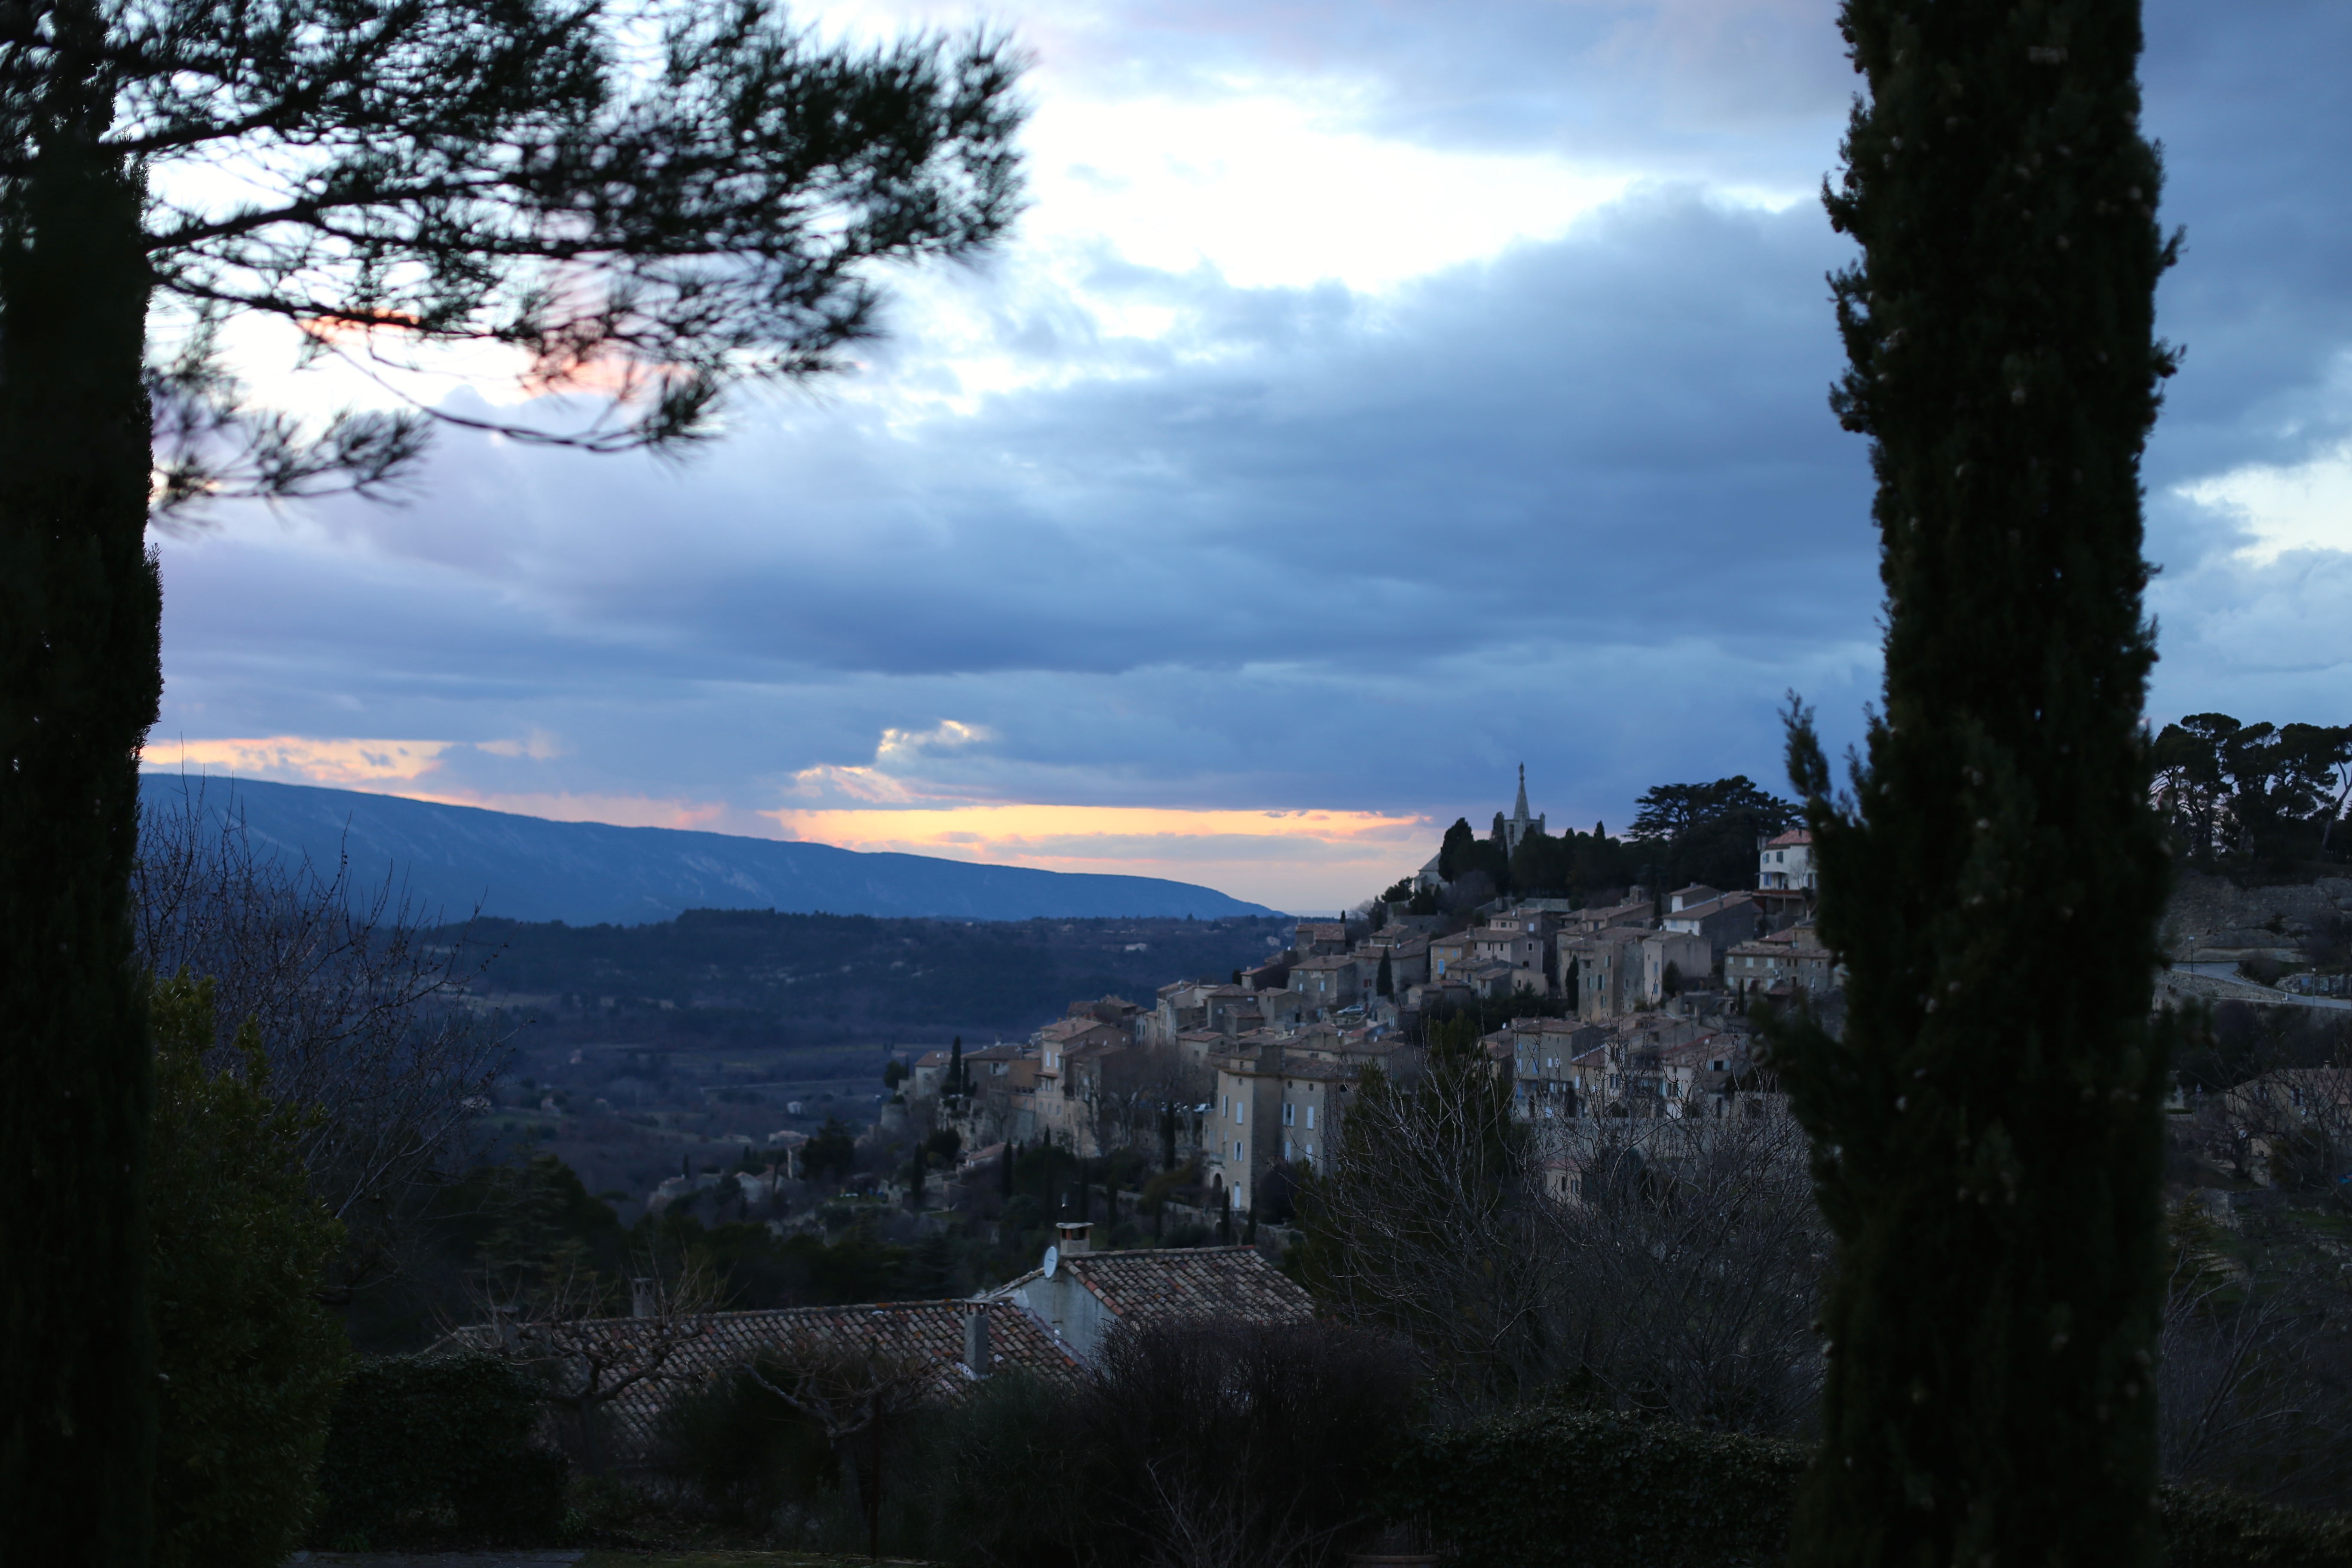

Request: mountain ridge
left=138, top=773, right=1277, bottom=925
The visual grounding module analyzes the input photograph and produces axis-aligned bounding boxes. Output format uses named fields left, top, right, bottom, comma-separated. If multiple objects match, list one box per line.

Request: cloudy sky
left=145, top=0, right=2352, bottom=914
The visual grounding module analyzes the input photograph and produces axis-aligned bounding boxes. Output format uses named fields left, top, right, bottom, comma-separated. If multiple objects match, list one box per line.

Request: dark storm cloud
left=290, top=187, right=1871, bottom=688
left=152, top=0, right=2352, bottom=842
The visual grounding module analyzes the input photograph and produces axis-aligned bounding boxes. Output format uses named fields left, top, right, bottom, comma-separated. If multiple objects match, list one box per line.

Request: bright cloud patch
left=1024, top=87, right=1635, bottom=293
left=766, top=802, right=1432, bottom=913
left=2178, top=444, right=2352, bottom=564
left=144, top=735, right=455, bottom=786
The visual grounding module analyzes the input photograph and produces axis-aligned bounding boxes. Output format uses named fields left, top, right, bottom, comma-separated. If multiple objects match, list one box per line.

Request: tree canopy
left=1626, top=775, right=1801, bottom=893
left=2152, top=714, right=2352, bottom=869
left=73, top=0, right=1029, bottom=498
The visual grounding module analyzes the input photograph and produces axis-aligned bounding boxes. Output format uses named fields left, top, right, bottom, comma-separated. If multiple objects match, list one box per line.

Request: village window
left=1284, top=1138, right=1294, bottom=1160
left=1283, top=1103, right=1295, bottom=1127
left=1305, top=1141, right=1314, bottom=1158
left=1305, top=1104, right=1315, bottom=1130
left=1234, top=1139, right=1244, bottom=1161
left=1235, top=1101, right=1244, bottom=1124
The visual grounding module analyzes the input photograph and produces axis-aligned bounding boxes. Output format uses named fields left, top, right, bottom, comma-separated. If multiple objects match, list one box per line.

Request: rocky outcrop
left=2160, top=873, right=2352, bottom=965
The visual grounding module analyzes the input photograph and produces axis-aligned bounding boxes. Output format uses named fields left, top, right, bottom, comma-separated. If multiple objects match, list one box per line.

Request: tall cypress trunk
left=0, top=5, right=162, bottom=1561
left=1776, top=3, right=2176, bottom=1564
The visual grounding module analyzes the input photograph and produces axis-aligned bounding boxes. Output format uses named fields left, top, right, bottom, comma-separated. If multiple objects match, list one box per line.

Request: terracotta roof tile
left=992, top=1245, right=1316, bottom=1335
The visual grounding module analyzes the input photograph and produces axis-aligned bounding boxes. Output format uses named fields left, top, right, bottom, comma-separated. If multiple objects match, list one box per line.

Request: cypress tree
left=1376, top=952, right=1394, bottom=998
left=1774, top=3, right=2180, bottom=1565
left=949, top=1035, right=965, bottom=1099
left=0, top=3, right=162, bottom=1558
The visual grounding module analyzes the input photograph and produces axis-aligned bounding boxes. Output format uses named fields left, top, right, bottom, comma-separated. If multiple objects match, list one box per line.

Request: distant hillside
left=138, top=774, right=1277, bottom=925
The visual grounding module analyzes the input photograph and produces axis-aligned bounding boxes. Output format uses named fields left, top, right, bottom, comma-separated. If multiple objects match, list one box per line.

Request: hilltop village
left=887, top=772, right=1834, bottom=1218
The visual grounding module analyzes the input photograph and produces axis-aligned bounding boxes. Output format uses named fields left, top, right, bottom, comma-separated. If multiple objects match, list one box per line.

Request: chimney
left=1055, top=1219, right=1092, bottom=1256
left=963, top=1306, right=990, bottom=1377
left=630, top=1277, right=658, bottom=1319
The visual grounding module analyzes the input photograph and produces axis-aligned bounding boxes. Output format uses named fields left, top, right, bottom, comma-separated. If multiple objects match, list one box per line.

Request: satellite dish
left=1042, top=1244, right=1060, bottom=1278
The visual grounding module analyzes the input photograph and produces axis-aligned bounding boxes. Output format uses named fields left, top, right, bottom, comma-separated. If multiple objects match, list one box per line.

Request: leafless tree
left=742, top=1328, right=945, bottom=1559
left=1550, top=1112, right=1824, bottom=1433
left=2157, top=1205, right=2352, bottom=1511
left=132, top=777, right=509, bottom=1293
left=466, top=1249, right=722, bottom=1475
left=1303, top=1046, right=1824, bottom=1431
left=1093, top=1043, right=1211, bottom=1166
left=1301, top=1052, right=1560, bottom=1406
left=1071, top=1321, right=1421, bottom=1568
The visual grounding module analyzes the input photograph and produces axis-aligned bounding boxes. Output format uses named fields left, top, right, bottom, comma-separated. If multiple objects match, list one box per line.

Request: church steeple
left=1503, top=764, right=1543, bottom=852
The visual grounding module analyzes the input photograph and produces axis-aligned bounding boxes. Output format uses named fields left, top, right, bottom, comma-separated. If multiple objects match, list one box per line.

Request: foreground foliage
left=3, top=3, right=1023, bottom=1556
left=1392, top=1406, right=2352, bottom=1568
left=655, top=1320, right=1420, bottom=1568
left=313, top=1350, right=570, bottom=1550
left=149, top=973, right=349, bottom=1568
left=1298, top=1020, right=1823, bottom=1428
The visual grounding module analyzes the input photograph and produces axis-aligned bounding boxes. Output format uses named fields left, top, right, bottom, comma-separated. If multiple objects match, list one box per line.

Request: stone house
left=1293, top=921, right=1350, bottom=956
left=1146, top=980, right=1223, bottom=1047
left=1459, top=960, right=1521, bottom=1000
left=1353, top=931, right=1430, bottom=994
left=1289, top=953, right=1360, bottom=1011
left=1201, top=1036, right=1392, bottom=1213
left=1562, top=926, right=1655, bottom=1020
left=1191, top=984, right=1259, bottom=1035
left=1428, top=932, right=1474, bottom=981
left=1240, top=957, right=1292, bottom=992
left=1471, top=923, right=1553, bottom=992
left=1725, top=922, right=1839, bottom=1000
left=1758, top=829, right=1816, bottom=891
left=1569, top=897, right=1657, bottom=934
left=1275, top=1059, right=1354, bottom=1168
left=1253, top=986, right=1316, bottom=1032
left=1206, top=1041, right=1285, bottom=1213
left=1641, top=930, right=1714, bottom=1003
left=910, top=1048, right=953, bottom=1099
left=1660, top=890, right=1765, bottom=968
left=1493, top=1017, right=1607, bottom=1118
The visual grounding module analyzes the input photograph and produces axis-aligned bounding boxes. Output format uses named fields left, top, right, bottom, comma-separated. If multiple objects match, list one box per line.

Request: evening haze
left=146, top=0, right=2352, bottom=913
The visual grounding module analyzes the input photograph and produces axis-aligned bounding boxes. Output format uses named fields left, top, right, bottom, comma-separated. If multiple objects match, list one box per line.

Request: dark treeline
left=452, top=910, right=1288, bottom=1047
left=2155, top=715, right=2352, bottom=875
left=1384, top=775, right=1799, bottom=910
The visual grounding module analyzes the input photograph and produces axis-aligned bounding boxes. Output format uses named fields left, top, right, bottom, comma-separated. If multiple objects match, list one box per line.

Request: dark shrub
left=653, top=1368, right=837, bottom=1525
left=2162, top=1482, right=2352, bottom=1568
left=928, top=1371, right=1091, bottom=1566
left=1390, top=1406, right=2352, bottom=1568
left=1394, top=1406, right=1806, bottom=1567
left=312, top=1351, right=568, bottom=1548
left=1064, top=1320, right=1421, bottom=1568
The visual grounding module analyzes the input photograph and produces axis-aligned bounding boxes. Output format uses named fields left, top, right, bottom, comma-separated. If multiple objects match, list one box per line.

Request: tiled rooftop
left=454, top=1299, right=1079, bottom=1461
left=996, top=1245, right=1316, bottom=1334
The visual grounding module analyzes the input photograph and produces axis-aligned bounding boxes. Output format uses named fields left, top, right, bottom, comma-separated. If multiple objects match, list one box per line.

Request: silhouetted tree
left=1773, top=3, right=2180, bottom=1565
left=2, top=6, right=1023, bottom=1556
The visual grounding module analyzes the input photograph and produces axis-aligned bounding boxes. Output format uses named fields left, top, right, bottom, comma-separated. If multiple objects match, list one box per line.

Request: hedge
left=1388, top=1407, right=2352, bottom=1568
left=312, top=1350, right=568, bottom=1548
left=1392, top=1408, right=1806, bottom=1568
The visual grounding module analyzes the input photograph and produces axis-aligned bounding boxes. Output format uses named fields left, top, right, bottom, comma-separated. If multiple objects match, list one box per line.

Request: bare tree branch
left=132, top=774, right=509, bottom=1295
